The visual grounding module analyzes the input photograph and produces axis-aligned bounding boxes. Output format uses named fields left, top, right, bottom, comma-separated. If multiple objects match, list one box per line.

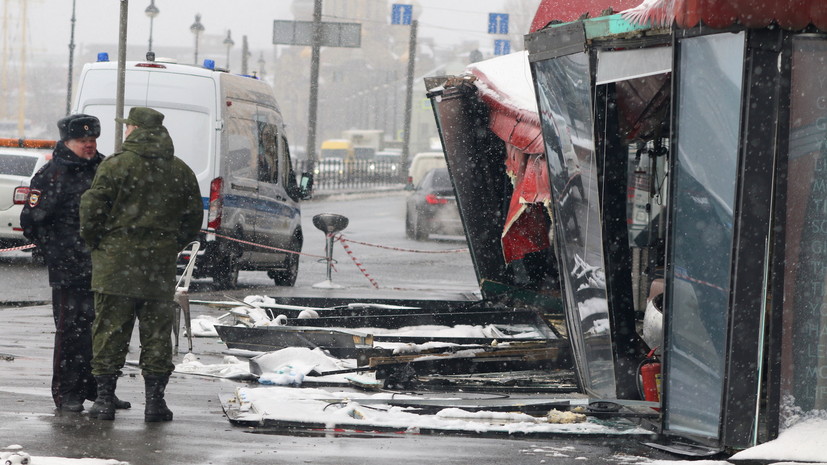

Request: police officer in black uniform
left=20, top=114, right=130, bottom=413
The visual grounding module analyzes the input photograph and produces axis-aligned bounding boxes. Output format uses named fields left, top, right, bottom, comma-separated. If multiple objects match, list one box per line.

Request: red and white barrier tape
left=335, top=233, right=380, bottom=289
left=0, top=243, right=36, bottom=253
left=334, top=234, right=468, bottom=254
left=204, top=230, right=328, bottom=260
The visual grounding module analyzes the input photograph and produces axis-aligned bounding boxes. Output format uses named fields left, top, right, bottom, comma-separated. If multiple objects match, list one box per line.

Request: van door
left=250, top=108, right=300, bottom=265
left=222, top=100, right=260, bottom=263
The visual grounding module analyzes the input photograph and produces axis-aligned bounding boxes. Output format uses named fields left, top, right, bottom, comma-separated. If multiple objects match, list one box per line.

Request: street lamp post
left=66, top=0, right=77, bottom=116
left=190, top=14, right=204, bottom=65
left=145, top=0, right=159, bottom=53
left=223, top=30, right=234, bottom=69
left=258, top=52, right=266, bottom=78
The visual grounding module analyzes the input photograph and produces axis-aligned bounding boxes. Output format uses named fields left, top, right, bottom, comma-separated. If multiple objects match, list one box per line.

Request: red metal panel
left=502, top=149, right=552, bottom=263
left=641, top=0, right=827, bottom=30
left=702, top=0, right=738, bottom=28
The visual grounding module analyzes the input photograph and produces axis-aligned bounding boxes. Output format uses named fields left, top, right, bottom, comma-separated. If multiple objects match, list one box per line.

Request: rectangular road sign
left=488, top=13, right=509, bottom=34
left=391, top=4, right=413, bottom=25
left=273, top=20, right=361, bottom=48
left=494, top=39, right=511, bottom=56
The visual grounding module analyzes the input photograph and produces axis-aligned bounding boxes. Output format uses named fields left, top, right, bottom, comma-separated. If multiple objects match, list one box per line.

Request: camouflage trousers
left=91, top=292, right=175, bottom=377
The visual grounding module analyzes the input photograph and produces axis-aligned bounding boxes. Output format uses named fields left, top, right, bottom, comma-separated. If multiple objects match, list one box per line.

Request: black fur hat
left=57, top=114, right=101, bottom=141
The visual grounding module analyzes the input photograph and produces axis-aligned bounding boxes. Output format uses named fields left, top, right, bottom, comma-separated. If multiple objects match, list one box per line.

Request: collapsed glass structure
left=428, top=4, right=827, bottom=455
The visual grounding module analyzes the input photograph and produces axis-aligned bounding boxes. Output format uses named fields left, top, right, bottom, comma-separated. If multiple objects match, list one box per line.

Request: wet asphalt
left=0, top=295, right=682, bottom=465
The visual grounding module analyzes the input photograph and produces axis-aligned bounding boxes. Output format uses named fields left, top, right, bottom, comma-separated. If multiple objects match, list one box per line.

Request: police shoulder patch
left=28, top=189, right=42, bottom=208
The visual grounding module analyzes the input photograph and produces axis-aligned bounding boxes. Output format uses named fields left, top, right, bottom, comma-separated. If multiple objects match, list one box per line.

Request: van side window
left=282, top=136, right=301, bottom=200
left=258, top=122, right=279, bottom=184
left=227, top=123, right=256, bottom=180
left=281, top=136, right=292, bottom=186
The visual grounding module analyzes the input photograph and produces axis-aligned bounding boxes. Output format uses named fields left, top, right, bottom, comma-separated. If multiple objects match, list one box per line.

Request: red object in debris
left=640, top=348, right=662, bottom=406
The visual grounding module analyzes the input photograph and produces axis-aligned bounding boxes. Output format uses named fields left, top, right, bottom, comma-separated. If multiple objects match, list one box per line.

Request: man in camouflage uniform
left=80, top=107, right=203, bottom=422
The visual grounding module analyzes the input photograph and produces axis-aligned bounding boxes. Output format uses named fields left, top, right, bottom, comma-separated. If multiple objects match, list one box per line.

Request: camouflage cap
left=115, top=106, right=165, bottom=128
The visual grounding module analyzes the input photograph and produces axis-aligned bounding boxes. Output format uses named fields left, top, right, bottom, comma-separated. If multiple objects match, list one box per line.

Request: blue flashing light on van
left=203, top=59, right=215, bottom=70
left=97, top=52, right=109, bottom=62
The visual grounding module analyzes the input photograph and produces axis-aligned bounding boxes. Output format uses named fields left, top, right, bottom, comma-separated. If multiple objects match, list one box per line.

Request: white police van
left=73, top=54, right=312, bottom=288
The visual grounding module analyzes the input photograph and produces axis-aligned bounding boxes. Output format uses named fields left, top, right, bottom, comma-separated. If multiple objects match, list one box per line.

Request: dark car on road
left=405, top=167, right=464, bottom=241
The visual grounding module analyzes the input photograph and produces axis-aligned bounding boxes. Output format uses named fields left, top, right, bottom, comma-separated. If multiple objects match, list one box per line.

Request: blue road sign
left=392, top=4, right=413, bottom=25
left=488, top=13, right=509, bottom=34
left=494, top=39, right=511, bottom=56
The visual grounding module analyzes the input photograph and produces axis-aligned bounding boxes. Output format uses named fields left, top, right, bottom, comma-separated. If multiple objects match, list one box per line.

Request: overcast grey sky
left=16, top=0, right=529, bottom=58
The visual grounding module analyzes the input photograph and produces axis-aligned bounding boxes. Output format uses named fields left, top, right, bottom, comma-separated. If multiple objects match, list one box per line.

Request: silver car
left=405, top=167, right=464, bottom=241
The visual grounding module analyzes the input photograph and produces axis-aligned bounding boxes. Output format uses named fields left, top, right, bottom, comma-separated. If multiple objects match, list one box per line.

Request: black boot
left=88, top=375, right=117, bottom=420
left=113, top=395, right=131, bottom=409
left=58, top=394, right=85, bottom=412
left=88, top=389, right=131, bottom=409
left=144, top=374, right=173, bottom=422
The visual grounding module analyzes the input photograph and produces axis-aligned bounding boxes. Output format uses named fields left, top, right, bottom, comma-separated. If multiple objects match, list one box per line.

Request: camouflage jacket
left=80, top=125, right=203, bottom=300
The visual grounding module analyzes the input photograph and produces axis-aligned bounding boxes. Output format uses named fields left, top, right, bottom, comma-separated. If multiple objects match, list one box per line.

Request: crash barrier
left=294, top=159, right=406, bottom=191
left=0, top=243, right=36, bottom=253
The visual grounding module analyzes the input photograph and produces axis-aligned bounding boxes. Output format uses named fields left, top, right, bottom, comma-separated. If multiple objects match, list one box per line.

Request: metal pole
left=401, top=19, right=417, bottom=173
left=148, top=16, right=154, bottom=51
left=16, top=0, right=27, bottom=137
left=115, top=0, right=128, bottom=152
left=145, top=0, right=158, bottom=53
left=66, top=0, right=76, bottom=116
left=305, top=0, right=322, bottom=164
left=241, top=36, right=249, bottom=75
left=325, top=234, right=334, bottom=282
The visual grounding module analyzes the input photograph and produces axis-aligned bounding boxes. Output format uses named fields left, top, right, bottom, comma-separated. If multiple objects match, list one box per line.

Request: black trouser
left=51, top=286, right=97, bottom=407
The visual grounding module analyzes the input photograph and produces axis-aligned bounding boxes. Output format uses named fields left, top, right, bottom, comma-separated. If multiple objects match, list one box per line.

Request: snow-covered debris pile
left=221, top=386, right=652, bottom=437
left=250, top=347, right=355, bottom=386
left=175, top=353, right=255, bottom=380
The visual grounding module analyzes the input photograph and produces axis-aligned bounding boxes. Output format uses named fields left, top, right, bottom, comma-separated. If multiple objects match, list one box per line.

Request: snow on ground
left=729, top=418, right=827, bottom=463
left=2, top=445, right=125, bottom=465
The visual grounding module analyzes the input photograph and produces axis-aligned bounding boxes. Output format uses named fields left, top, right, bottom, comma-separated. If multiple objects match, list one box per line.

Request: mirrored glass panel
left=533, top=53, right=616, bottom=398
left=779, top=35, right=827, bottom=425
left=664, top=32, right=745, bottom=439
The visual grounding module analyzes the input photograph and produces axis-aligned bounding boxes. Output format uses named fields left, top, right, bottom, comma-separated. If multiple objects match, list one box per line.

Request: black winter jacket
left=20, top=142, right=104, bottom=288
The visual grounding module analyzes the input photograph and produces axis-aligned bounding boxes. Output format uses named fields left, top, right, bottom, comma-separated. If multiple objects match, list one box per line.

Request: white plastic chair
left=173, top=241, right=201, bottom=354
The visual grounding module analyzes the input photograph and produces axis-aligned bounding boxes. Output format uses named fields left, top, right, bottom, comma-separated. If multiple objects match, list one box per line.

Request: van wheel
left=270, top=250, right=299, bottom=287
left=213, top=252, right=240, bottom=289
